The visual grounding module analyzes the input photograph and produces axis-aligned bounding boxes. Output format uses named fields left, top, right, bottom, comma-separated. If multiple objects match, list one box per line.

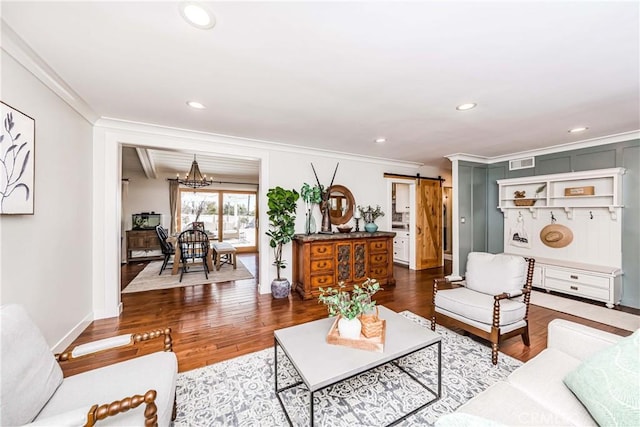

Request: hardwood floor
left=60, top=254, right=634, bottom=377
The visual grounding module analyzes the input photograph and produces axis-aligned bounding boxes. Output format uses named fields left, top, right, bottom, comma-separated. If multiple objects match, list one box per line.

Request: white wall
left=0, top=52, right=94, bottom=351
left=92, top=120, right=432, bottom=316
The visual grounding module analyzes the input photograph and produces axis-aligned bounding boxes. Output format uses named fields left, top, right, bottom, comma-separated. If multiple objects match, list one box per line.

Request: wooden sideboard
left=292, top=231, right=396, bottom=300
left=126, top=229, right=162, bottom=262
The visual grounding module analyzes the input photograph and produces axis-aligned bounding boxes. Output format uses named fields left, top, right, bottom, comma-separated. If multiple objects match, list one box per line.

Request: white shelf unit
left=497, top=168, right=625, bottom=219
left=499, top=167, right=626, bottom=308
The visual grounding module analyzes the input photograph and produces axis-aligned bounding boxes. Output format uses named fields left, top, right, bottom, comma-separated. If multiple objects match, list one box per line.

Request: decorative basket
left=360, top=306, right=384, bottom=338
left=514, top=198, right=537, bottom=206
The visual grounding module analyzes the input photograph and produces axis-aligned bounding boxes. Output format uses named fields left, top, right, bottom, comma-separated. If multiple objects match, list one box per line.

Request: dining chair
left=191, top=222, right=205, bottom=231
left=155, top=225, right=175, bottom=275
left=177, top=229, right=209, bottom=282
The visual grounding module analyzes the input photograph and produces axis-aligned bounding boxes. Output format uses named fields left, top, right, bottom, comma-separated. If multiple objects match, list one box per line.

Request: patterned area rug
left=122, top=260, right=254, bottom=293
left=173, top=311, right=522, bottom=426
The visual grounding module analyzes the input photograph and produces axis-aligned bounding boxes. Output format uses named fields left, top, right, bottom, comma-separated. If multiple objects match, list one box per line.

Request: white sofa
left=437, top=319, right=636, bottom=426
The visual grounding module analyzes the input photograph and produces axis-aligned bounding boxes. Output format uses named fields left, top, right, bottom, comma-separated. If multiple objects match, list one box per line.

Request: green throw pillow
left=564, top=329, right=640, bottom=426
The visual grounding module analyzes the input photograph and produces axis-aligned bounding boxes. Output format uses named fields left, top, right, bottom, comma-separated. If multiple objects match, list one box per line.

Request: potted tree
left=266, top=186, right=300, bottom=298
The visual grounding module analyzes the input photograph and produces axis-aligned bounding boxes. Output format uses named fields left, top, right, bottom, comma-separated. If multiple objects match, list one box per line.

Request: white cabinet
left=529, top=257, right=623, bottom=308
left=395, top=184, right=410, bottom=213
left=497, top=168, right=625, bottom=219
left=393, top=232, right=410, bottom=263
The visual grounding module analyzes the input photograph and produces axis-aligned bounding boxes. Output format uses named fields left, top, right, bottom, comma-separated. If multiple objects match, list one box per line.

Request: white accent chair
left=0, top=304, right=178, bottom=426
left=431, top=252, right=535, bottom=365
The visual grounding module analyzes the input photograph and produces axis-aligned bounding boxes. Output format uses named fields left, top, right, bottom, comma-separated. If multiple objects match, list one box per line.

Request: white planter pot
left=338, top=317, right=362, bottom=339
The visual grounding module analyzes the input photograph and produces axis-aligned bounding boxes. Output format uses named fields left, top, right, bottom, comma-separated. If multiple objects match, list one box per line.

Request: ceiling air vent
left=509, top=157, right=535, bottom=171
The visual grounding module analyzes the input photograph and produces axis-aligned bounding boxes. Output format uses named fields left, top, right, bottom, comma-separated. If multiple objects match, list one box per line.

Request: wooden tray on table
left=326, top=316, right=386, bottom=352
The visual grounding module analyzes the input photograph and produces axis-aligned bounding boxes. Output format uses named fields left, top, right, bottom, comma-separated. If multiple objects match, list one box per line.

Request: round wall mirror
left=327, top=185, right=355, bottom=225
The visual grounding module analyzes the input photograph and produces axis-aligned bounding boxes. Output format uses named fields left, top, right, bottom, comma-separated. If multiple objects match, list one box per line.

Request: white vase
left=338, top=317, right=362, bottom=339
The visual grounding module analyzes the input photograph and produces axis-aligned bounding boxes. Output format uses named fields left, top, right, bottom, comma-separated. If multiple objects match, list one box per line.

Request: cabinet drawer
left=368, top=240, right=388, bottom=253
left=311, top=274, right=335, bottom=288
left=545, top=277, right=609, bottom=301
left=310, top=258, right=334, bottom=272
left=370, top=266, right=388, bottom=278
left=369, top=253, right=388, bottom=265
left=545, top=268, right=610, bottom=289
left=532, top=266, right=544, bottom=288
left=310, top=244, right=334, bottom=258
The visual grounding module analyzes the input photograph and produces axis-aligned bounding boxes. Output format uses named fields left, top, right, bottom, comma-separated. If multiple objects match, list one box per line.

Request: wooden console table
left=292, top=231, right=396, bottom=300
left=126, top=229, right=162, bottom=262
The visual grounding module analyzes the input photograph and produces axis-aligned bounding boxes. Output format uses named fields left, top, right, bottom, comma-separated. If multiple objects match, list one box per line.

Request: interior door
left=415, top=179, right=443, bottom=269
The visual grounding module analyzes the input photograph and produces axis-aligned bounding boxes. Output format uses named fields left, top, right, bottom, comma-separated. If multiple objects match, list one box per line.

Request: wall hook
left=589, top=211, right=594, bottom=219
left=550, top=211, right=556, bottom=223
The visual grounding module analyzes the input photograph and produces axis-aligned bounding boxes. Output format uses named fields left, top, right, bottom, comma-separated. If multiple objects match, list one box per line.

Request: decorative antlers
left=311, top=162, right=339, bottom=200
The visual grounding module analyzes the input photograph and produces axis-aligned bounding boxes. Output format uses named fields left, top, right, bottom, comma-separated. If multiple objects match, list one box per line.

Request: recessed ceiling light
left=179, top=1, right=216, bottom=30
left=374, top=137, right=387, bottom=143
left=456, top=103, right=477, bottom=111
left=186, top=101, right=206, bottom=109
left=568, top=126, right=589, bottom=133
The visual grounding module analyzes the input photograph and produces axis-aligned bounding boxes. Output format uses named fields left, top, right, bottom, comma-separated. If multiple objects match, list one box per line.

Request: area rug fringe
left=173, top=311, right=522, bottom=426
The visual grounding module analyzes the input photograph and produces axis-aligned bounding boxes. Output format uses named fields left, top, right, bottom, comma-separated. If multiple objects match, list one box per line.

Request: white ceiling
left=3, top=1, right=639, bottom=177
left=121, top=146, right=261, bottom=181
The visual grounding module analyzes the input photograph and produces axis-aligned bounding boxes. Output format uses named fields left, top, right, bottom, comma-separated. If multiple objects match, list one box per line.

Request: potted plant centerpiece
left=358, top=205, right=385, bottom=233
left=318, top=279, right=381, bottom=339
left=300, top=182, right=323, bottom=234
left=266, top=186, right=300, bottom=298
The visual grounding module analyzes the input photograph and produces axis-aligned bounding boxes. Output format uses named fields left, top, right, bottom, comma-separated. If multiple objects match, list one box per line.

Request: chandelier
left=178, top=155, right=213, bottom=189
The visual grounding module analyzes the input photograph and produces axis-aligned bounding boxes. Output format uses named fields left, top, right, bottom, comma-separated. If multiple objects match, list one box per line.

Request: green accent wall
left=460, top=139, right=640, bottom=308
left=458, top=162, right=488, bottom=274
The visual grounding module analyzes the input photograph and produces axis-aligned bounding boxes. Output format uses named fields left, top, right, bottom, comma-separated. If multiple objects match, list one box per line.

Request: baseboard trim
left=51, top=311, right=93, bottom=354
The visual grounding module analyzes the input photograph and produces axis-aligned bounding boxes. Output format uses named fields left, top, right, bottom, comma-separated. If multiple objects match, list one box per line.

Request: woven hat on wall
left=539, top=223, right=574, bottom=248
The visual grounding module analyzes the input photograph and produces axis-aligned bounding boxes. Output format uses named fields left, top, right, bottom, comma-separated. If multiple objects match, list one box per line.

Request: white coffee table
left=274, top=306, right=442, bottom=426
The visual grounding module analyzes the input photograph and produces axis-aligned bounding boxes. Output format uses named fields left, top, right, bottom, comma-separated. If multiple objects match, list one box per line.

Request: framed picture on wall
left=1, top=101, right=35, bottom=215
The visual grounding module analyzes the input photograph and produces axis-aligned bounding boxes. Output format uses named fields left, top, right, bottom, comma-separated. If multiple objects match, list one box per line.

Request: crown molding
left=1, top=19, right=99, bottom=124
left=446, top=130, right=640, bottom=164
left=96, top=117, right=424, bottom=169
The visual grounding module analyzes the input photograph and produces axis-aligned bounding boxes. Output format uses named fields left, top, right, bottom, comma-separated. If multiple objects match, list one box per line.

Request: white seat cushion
left=36, top=351, right=177, bottom=427
left=456, top=381, right=573, bottom=426
left=0, top=304, right=63, bottom=426
left=508, top=348, right=597, bottom=426
left=435, top=287, right=526, bottom=326
left=466, top=252, right=527, bottom=296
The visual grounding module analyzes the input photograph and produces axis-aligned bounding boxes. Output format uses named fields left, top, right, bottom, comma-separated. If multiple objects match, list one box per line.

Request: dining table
left=167, top=233, right=215, bottom=275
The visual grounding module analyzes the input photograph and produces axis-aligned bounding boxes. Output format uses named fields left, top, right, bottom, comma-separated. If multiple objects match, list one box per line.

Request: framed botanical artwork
left=1, top=101, right=35, bottom=215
